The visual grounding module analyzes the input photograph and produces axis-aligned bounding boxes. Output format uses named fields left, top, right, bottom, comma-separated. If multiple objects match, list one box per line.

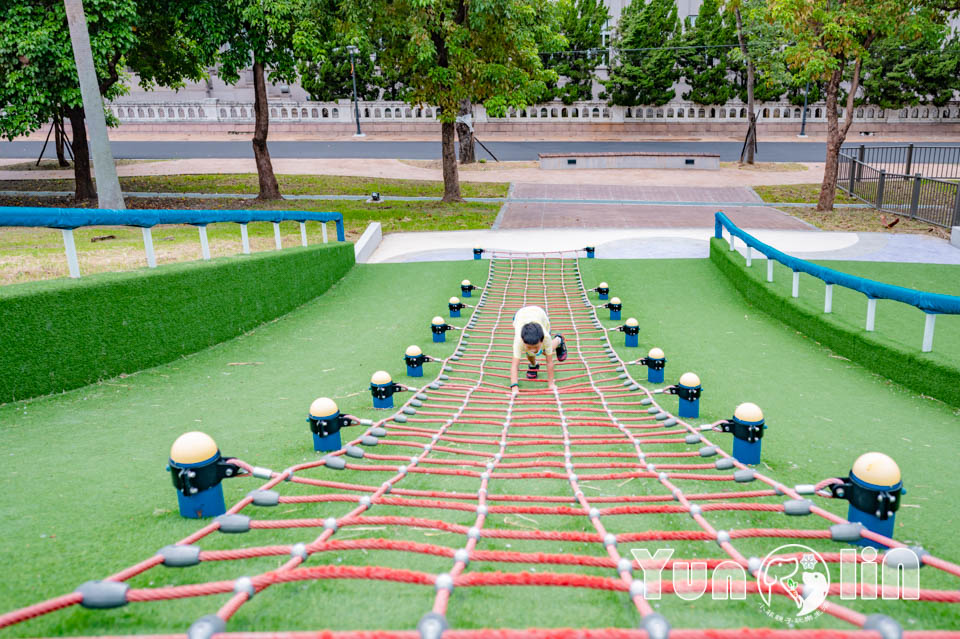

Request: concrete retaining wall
left=354, top=222, right=383, bottom=264
left=540, top=152, right=719, bottom=170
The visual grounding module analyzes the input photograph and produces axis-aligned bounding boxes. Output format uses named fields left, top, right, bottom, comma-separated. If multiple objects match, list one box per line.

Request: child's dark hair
left=521, top=322, right=544, bottom=345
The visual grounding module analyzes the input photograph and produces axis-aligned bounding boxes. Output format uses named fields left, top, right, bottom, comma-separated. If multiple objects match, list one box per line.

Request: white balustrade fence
left=105, top=99, right=960, bottom=126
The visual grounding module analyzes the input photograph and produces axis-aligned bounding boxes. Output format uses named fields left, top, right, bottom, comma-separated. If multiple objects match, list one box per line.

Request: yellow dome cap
left=648, top=347, right=664, bottom=359
left=461, top=279, right=471, bottom=286
left=449, top=296, right=460, bottom=304
left=170, top=431, right=219, bottom=465
left=679, top=372, right=701, bottom=387
left=371, top=370, right=392, bottom=385
left=474, top=246, right=482, bottom=250
left=599, top=282, right=608, bottom=288
left=610, top=297, right=621, bottom=304
left=734, top=402, right=763, bottom=423
left=405, top=345, right=423, bottom=357
left=852, top=452, right=901, bottom=486
left=432, top=316, right=445, bottom=325
left=625, top=317, right=639, bottom=327
left=310, top=397, right=339, bottom=418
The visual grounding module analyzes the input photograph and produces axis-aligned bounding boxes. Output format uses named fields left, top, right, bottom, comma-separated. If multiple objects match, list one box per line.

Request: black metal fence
left=837, top=147, right=960, bottom=228
left=839, top=144, right=960, bottom=180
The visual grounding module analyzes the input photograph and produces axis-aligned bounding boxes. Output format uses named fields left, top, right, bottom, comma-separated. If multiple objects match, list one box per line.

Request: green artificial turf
left=1, top=257, right=958, bottom=636
left=0, top=242, right=354, bottom=403
left=710, top=237, right=960, bottom=407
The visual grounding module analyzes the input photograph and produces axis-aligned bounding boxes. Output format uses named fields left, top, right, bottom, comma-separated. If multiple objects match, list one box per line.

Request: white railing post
left=866, top=298, right=877, bottom=331
left=240, top=223, right=250, bottom=254
left=142, top=227, right=157, bottom=268
left=746, top=246, right=752, bottom=267
left=321, top=222, right=328, bottom=244
left=299, top=221, right=308, bottom=247
left=824, top=284, right=833, bottom=313
left=729, top=235, right=735, bottom=251
left=792, top=271, right=800, bottom=298
left=922, top=313, right=936, bottom=352
left=767, top=259, right=774, bottom=283
left=61, top=228, right=81, bottom=278
left=198, top=226, right=211, bottom=260
left=273, top=222, right=282, bottom=250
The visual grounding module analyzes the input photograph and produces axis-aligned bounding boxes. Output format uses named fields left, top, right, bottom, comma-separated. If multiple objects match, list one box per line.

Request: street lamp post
left=798, top=81, right=810, bottom=138
left=346, top=45, right=364, bottom=138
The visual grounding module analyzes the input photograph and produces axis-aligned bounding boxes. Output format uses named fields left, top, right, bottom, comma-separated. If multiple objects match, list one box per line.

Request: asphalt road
left=2, top=139, right=953, bottom=162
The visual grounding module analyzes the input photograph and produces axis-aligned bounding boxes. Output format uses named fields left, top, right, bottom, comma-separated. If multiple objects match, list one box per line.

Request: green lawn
left=1, top=257, right=958, bottom=636
left=753, top=184, right=859, bottom=204
left=0, top=197, right=500, bottom=284
left=0, top=173, right=510, bottom=199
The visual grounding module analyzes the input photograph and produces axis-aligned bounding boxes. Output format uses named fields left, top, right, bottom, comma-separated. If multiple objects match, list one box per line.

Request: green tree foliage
left=197, top=0, right=315, bottom=200
left=605, top=0, right=681, bottom=106
left=725, top=2, right=788, bottom=105
left=0, top=0, right=207, bottom=200
left=860, top=25, right=960, bottom=109
left=300, top=43, right=379, bottom=102
left=540, top=0, right=610, bottom=104
left=770, top=0, right=948, bottom=211
left=356, top=0, right=562, bottom=201
left=678, top=0, right=737, bottom=105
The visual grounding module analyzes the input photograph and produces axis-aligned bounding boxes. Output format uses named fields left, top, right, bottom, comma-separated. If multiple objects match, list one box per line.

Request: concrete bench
left=539, top=151, right=720, bottom=171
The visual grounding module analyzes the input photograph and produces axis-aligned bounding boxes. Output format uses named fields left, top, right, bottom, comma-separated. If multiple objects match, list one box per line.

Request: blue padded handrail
left=0, top=207, right=346, bottom=242
left=715, top=211, right=960, bottom=315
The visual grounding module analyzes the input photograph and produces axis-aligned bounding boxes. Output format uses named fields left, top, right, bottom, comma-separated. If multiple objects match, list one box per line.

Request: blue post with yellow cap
left=449, top=297, right=465, bottom=318
left=595, top=282, right=609, bottom=300
left=829, top=452, right=903, bottom=549
left=371, top=370, right=403, bottom=409
left=460, top=279, right=477, bottom=298
left=168, top=431, right=238, bottom=519
left=307, top=397, right=351, bottom=452
left=640, top=347, right=666, bottom=383
left=585, top=246, right=595, bottom=258
left=621, top=317, right=639, bottom=347
left=431, top=316, right=449, bottom=343
left=674, top=372, right=701, bottom=419
left=473, top=247, right=483, bottom=260
left=405, top=345, right=427, bottom=377
left=604, top=297, right=622, bottom=321
left=720, top=402, right=765, bottom=465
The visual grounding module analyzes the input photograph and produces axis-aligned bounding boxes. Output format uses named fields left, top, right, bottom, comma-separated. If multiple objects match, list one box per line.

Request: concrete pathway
left=0, top=157, right=828, bottom=187
left=366, top=228, right=960, bottom=265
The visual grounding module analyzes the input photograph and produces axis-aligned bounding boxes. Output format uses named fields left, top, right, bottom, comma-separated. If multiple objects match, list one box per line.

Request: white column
left=922, top=313, right=936, bottom=352
left=321, top=222, right=328, bottom=244
left=299, top=221, right=308, bottom=247
left=767, top=259, right=774, bottom=283
left=142, top=227, right=156, bottom=268
left=273, top=222, right=282, bottom=250
left=61, top=228, right=81, bottom=278
left=792, top=271, right=800, bottom=298
left=729, top=235, right=735, bottom=251
left=240, top=223, right=250, bottom=254
left=198, top=226, right=211, bottom=260
left=745, top=246, right=752, bottom=267
left=824, top=284, right=833, bottom=313
left=866, top=298, right=877, bottom=331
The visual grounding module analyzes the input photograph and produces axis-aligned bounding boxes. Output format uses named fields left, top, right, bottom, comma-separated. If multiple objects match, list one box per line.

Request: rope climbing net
left=3, top=250, right=960, bottom=639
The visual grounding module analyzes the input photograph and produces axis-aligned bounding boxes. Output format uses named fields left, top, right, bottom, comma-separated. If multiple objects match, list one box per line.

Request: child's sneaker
left=526, top=364, right=540, bottom=379
left=555, top=335, right=568, bottom=362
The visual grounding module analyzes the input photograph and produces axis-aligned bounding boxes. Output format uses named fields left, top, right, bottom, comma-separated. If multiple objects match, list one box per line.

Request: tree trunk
left=456, top=99, right=476, bottom=164
left=252, top=60, right=282, bottom=200
left=441, top=121, right=462, bottom=202
left=66, top=107, right=95, bottom=202
left=734, top=8, right=756, bottom=165
left=817, top=58, right=864, bottom=212
left=54, top=110, right=70, bottom=167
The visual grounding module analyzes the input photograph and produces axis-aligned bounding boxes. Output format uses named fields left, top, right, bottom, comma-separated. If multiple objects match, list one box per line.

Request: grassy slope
left=1, top=258, right=958, bottom=635
left=0, top=174, right=510, bottom=199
